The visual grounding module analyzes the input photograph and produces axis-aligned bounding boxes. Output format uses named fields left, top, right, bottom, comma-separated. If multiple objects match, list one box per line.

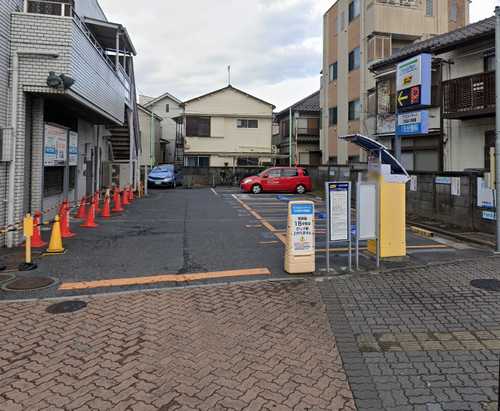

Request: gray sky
left=100, top=0, right=498, bottom=111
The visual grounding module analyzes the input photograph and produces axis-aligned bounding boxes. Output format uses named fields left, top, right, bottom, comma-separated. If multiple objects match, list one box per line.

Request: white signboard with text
left=328, top=182, right=350, bottom=242
left=44, top=124, right=68, bottom=167
left=68, top=131, right=78, bottom=166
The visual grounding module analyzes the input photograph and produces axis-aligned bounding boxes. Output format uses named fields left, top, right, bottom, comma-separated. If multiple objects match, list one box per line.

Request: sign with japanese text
left=328, top=182, right=350, bottom=242
left=68, top=131, right=78, bottom=166
left=44, top=124, right=68, bottom=167
left=397, top=111, right=429, bottom=135
left=396, top=54, right=431, bottom=110
left=290, top=202, right=315, bottom=255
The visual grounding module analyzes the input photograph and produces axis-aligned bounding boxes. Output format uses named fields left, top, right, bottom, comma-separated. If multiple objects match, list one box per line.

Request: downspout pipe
left=7, top=49, right=58, bottom=248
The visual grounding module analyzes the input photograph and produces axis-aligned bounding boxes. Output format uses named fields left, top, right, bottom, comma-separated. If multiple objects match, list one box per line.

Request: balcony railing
left=26, top=0, right=72, bottom=17
left=297, top=127, right=319, bottom=136
left=443, top=71, right=495, bottom=119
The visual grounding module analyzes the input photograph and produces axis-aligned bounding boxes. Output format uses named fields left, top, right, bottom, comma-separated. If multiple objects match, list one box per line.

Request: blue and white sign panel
left=397, top=111, right=429, bottom=136
left=290, top=202, right=315, bottom=254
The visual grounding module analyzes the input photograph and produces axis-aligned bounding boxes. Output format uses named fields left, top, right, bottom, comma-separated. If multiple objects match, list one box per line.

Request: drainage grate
left=46, top=300, right=87, bottom=314
left=470, top=279, right=500, bottom=292
left=3, top=276, right=56, bottom=292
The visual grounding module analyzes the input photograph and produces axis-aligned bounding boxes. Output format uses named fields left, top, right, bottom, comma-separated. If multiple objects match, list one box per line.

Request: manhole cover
left=3, top=276, right=56, bottom=292
left=470, top=279, right=500, bottom=292
left=46, top=300, right=87, bottom=314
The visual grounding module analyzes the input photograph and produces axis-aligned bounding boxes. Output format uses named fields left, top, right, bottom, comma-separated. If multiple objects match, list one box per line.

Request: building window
left=367, top=36, right=391, bottom=62
left=184, top=156, right=209, bottom=167
left=348, top=100, right=361, bottom=121
left=43, top=167, right=64, bottom=197
left=425, top=0, right=433, bottom=16
left=165, top=104, right=170, bottom=113
left=237, top=157, right=259, bottom=166
left=348, top=47, right=360, bottom=71
left=329, top=62, right=338, bottom=81
left=367, top=90, right=376, bottom=117
left=449, top=0, right=457, bottom=21
left=237, top=119, right=258, bottom=128
left=186, top=116, right=210, bottom=137
left=348, top=0, right=360, bottom=22
left=485, top=54, right=495, bottom=72
left=329, top=107, right=338, bottom=127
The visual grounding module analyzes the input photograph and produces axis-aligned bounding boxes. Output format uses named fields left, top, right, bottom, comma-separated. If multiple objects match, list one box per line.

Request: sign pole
left=325, top=182, right=331, bottom=272
left=495, top=7, right=500, bottom=253
left=394, top=109, right=401, bottom=161
left=376, top=150, right=382, bottom=269
left=356, top=175, right=361, bottom=271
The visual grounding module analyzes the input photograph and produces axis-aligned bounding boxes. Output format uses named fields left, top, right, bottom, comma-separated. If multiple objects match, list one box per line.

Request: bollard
left=31, top=211, right=47, bottom=248
left=46, top=215, right=66, bottom=255
left=19, top=214, right=37, bottom=271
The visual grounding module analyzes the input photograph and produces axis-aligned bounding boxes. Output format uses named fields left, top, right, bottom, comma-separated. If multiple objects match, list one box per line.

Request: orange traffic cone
left=75, top=196, right=87, bottom=219
left=129, top=186, right=134, bottom=202
left=101, top=194, right=111, bottom=218
left=60, top=201, right=76, bottom=238
left=81, top=198, right=98, bottom=228
left=122, top=187, right=130, bottom=206
left=31, top=211, right=47, bottom=248
left=112, top=188, right=124, bottom=213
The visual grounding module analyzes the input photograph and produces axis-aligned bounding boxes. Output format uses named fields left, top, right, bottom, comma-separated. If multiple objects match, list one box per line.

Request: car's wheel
left=296, top=184, right=306, bottom=194
left=252, top=184, right=262, bottom=194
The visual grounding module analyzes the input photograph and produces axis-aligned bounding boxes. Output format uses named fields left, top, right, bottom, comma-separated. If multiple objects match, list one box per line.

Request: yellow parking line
left=260, top=241, right=279, bottom=244
left=59, top=268, right=272, bottom=290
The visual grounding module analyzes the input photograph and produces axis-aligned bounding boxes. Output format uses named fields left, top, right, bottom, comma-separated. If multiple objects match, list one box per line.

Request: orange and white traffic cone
left=60, top=201, right=76, bottom=238
left=122, top=187, right=130, bottom=206
left=112, top=188, right=124, bottom=213
left=101, top=193, right=111, bottom=219
left=31, top=211, right=47, bottom=248
left=81, top=198, right=98, bottom=228
left=75, top=196, right=87, bottom=219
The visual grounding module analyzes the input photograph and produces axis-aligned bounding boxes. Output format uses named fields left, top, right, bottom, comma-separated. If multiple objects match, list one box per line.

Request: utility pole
left=289, top=108, right=293, bottom=167
left=495, top=7, right=500, bottom=252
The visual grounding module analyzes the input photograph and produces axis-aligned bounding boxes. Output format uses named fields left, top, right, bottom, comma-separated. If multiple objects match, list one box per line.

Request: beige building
left=320, top=0, right=469, bottom=165
left=137, top=105, right=164, bottom=168
left=180, top=86, right=275, bottom=167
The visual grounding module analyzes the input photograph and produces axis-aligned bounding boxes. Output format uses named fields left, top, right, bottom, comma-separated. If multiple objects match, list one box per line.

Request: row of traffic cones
left=32, top=186, right=136, bottom=254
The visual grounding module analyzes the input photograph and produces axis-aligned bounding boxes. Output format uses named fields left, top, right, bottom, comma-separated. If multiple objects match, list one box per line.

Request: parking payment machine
left=341, top=134, right=410, bottom=259
left=285, top=201, right=315, bottom=274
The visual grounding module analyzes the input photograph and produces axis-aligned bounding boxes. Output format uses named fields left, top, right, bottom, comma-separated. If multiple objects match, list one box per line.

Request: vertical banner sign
left=68, top=131, right=78, bottom=166
left=396, top=53, right=432, bottom=109
left=290, top=202, right=314, bottom=255
left=328, top=182, right=350, bottom=242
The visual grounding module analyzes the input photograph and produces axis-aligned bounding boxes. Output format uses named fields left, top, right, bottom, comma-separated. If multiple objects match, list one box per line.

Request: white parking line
left=210, top=188, right=219, bottom=196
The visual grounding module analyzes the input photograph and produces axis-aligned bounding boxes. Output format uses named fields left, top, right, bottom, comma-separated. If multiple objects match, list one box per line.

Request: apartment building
left=179, top=85, right=276, bottom=168
left=320, top=0, right=469, bottom=165
left=137, top=104, right=164, bottom=168
left=370, top=16, right=495, bottom=172
left=139, top=92, right=184, bottom=164
left=274, top=91, right=321, bottom=166
left=0, top=0, right=138, bottom=247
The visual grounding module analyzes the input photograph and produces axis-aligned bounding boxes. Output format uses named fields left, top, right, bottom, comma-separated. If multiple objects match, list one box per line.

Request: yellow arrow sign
left=398, top=91, right=408, bottom=106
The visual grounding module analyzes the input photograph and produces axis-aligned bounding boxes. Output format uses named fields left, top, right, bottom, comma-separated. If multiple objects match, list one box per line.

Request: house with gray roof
left=274, top=91, right=321, bottom=166
left=370, top=16, right=496, bottom=174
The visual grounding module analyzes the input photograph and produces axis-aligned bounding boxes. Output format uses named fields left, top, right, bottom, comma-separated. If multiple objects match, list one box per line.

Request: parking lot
left=0, top=186, right=492, bottom=300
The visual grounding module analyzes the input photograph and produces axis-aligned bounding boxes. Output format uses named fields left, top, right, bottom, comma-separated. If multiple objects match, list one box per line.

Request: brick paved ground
left=319, top=257, right=500, bottom=411
left=0, top=281, right=355, bottom=411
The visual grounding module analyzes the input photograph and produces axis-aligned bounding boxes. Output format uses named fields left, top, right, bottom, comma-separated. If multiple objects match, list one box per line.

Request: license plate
left=155, top=181, right=162, bottom=185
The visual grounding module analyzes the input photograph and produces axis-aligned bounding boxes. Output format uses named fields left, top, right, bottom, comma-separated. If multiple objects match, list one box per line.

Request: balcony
left=15, top=0, right=135, bottom=124
left=443, top=72, right=495, bottom=119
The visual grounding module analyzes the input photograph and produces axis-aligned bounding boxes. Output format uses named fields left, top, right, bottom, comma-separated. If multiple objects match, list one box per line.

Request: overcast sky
left=100, top=0, right=498, bottom=111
